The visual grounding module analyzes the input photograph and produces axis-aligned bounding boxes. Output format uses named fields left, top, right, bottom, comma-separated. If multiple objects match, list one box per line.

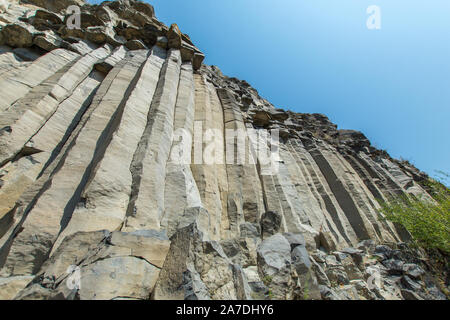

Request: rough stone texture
left=0, top=0, right=447, bottom=300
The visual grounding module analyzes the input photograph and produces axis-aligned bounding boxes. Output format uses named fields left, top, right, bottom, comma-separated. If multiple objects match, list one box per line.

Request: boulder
left=251, top=110, right=272, bottom=127
left=291, top=245, right=311, bottom=275
left=167, top=23, right=182, bottom=49
left=269, top=109, right=289, bottom=121
left=257, top=234, right=293, bottom=299
left=382, top=259, right=404, bottom=275
left=260, top=211, right=282, bottom=239
left=402, top=263, right=425, bottom=279
left=374, top=245, right=392, bottom=259
left=141, top=23, right=161, bottom=46
left=240, top=223, right=261, bottom=238
left=131, top=1, right=155, bottom=19
left=1, top=22, right=37, bottom=47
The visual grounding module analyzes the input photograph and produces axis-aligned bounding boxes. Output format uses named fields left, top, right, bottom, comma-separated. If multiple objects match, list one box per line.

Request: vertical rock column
left=162, top=62, right=205, bottom=238
left=217, top=88, right=265, bottom=238
left=280, top=142, right=345, bottom=248
left=0, top=50, right=147, bottom=277
left=0, top=48, right=81, bottom=112
left=288, top=139, right=355, bottom=248
left=0, top=45, right=112, bottom=167
left=207, top=82, right=230, bottom=240
left=0, top=71, right=105, bottom=240
left=190, top=74, right=224, bottom=240
left=122, top=49, right=182, bottom=232
left=304, top=140, right=377, bottom=243
left=51, top=47, right=168, bottom=254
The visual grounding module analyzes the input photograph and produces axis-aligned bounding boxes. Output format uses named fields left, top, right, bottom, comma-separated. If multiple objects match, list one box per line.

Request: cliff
left=0, top=0, right=446, bottom=300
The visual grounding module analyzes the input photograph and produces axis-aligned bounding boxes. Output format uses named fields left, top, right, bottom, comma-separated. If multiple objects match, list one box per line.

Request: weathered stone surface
left=33, top=30, right=64, bottom=51
left=162, top=62, right=203, bottom=238
left=122, top=49, right=182, bottom=232
left=154, top=223, right=237, bottom=300
left=0, top=45, right=111, bottom=167
left=1, top=22, right=37, bottom=47
left=0, top=0, right=445, bottom=301
left=49, top=48, right=163, bottom=253
left=0, top=50, right=145, bottom=277
left=0, top=275, right=34, bottom=299
left=257, top=234, right=293, bottom=299
left=167, top=23, right=182, bottom=49
left=125, top=39, right=147, bottom=50
left=261, top=211, right=282, bottom=238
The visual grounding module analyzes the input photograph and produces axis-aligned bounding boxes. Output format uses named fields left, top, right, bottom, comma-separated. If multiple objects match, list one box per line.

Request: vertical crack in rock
left=304, top=144, right=371, bottom=241
left=0, top=45, right=113, bottom=167
left=0, top=71, right=105, bottom=238
left=51, top=47, right=169, bottom=254
left=0, top=51, right=148, bottom=277
left=0, top=0, right=445, bottom=301
left=161, top=62, right=206, bottom=238
left=217, top=88, right=265, bottom=237
left=0, top=48, right=81, bottom=112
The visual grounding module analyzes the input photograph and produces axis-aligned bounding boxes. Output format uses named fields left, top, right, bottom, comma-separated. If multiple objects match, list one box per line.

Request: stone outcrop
left=0, top=0, right=447, bottom=300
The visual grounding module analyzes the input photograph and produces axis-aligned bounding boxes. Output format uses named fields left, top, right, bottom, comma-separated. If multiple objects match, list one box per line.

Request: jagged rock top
left=0, top=0, right=205, bottom=69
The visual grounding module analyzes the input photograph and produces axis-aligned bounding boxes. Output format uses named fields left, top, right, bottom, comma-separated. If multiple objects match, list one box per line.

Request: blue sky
left=93, top=1, right=450, bottom=180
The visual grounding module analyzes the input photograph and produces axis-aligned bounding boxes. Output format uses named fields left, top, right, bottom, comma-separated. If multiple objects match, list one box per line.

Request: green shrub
left=379, top=178, right=450, bottom=254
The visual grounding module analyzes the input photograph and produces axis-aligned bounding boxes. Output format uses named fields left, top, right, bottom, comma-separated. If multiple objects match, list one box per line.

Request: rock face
left=0, top=0, right=447, bottom=300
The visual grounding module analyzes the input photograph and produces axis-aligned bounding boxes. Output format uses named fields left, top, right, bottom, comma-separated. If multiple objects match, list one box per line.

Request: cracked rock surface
left=0, top=0, right=448, bottom=300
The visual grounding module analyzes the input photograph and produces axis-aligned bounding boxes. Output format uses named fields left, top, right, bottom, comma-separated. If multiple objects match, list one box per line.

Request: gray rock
left=382, top=259, right=404, bottom=275
left=375, top=245, right=392, bottom=259
left=260, top=211, right=282, bottom=239
left=357, top=240, right=376, bottom=254
left=193, top=52, right=204, bottom=70
left=401, top=275, right=422, bottom=291
left=180, top=41, right=196, bottom=62
left=240, top=223, right=261, bottom=238
left=401, top=289, right=424, bottom=300
left=402, top=263, right=425, bottom=279
left=283, top=232, right=306, bottom=250
left=291, top=245, right=311, bottom=275
left=257, top=234, right=293, bottom=299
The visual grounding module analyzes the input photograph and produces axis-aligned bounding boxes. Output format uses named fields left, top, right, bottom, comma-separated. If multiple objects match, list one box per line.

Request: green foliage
left=262, top=275, right=273, bottom=286
left=302, top=277, right=310, bottom=300
left=379, top=177, right=450, bottom=254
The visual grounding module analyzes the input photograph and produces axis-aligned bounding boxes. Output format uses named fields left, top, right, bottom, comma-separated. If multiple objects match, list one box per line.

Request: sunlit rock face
left=0, top=0, right=445, bottom=300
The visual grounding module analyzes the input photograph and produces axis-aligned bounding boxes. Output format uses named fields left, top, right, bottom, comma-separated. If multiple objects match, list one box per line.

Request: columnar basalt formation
left=0, top=0, right=447, bottom=300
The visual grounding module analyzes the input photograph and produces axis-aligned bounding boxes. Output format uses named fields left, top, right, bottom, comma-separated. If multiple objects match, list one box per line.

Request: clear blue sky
left=93, top=1, right=450, bottom=180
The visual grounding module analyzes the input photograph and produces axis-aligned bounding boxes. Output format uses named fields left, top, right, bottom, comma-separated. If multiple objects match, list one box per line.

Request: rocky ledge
left=0, top=0, right=447, bottom=300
